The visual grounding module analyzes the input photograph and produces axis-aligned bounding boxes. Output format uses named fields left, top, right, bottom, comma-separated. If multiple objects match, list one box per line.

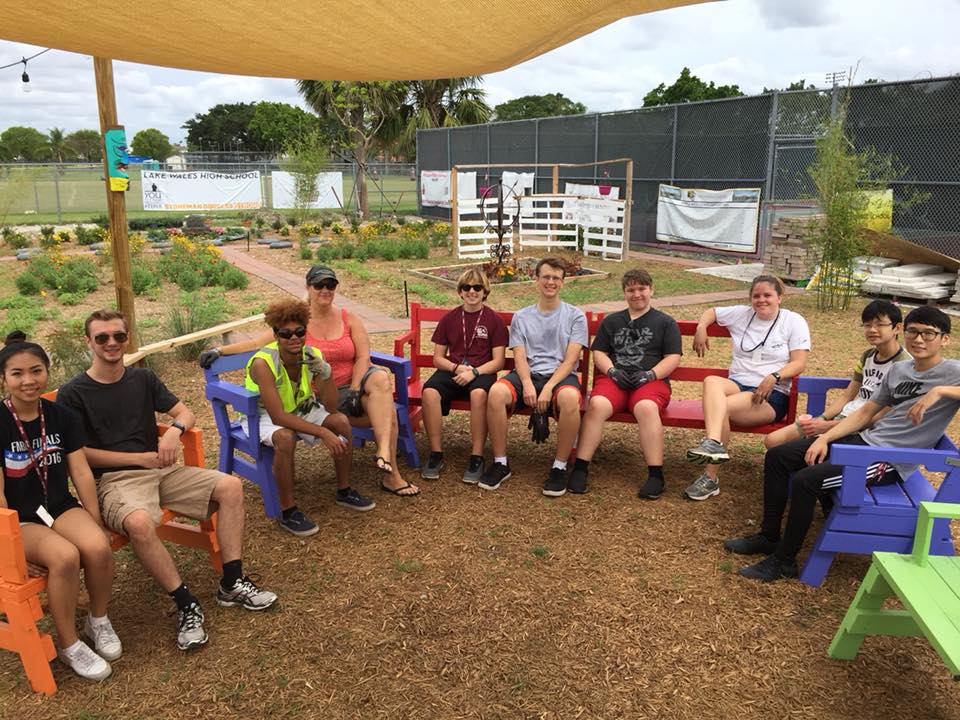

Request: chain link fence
left=417, top=76, right=960, bottom=260
left=0, top=161, right=418, bottom=224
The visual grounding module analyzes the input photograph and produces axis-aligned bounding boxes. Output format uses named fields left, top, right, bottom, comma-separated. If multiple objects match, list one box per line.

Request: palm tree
left=394, top=78, right=492, bottom=159
left=48, top=127, right=70, bottom=163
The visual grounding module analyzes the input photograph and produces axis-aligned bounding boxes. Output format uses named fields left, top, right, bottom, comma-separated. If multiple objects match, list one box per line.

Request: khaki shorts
left=97, top=466, right=222, bottom=533
left=240, top=404, right=332, bottom=447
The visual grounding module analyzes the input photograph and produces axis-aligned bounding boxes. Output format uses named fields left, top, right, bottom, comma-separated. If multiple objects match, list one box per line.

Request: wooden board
left=864, top=230, right=960, bottom=272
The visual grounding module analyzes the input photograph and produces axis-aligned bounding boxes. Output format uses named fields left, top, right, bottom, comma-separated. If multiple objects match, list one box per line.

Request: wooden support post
left=93, top=57, right=138, bottom=352
left=622, top=159, right=633, bottom=260
left=551, top=164, right=559, bottom=195
left=450, top=166, right=459, bottom=256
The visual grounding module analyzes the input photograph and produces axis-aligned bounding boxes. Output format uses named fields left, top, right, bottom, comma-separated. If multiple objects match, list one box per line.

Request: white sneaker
left=177, top=602, right=209, bottom=651
left=84, top=615, right=123, bottom=661
left=58, top=640, right=112, bottom=681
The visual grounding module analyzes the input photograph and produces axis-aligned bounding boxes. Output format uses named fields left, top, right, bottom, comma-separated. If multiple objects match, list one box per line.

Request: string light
left=0, top=48, right=51, bottom=94
left=21, top=59, right=30, bottom=93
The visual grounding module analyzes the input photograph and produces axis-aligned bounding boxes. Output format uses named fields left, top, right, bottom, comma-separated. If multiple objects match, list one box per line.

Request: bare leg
left=701, top=375, right=739, bottom=441
left=270, top=428, right=298, bottom=509
left=22, top=524, right=81, bottom=646
left=322, top=412, right=354, bottom=490
left=211, top=474, right=244, bottom=563
left=705, top=394, right=776, bottom=481
left=123, top=509, right=183, bottom=592
left=361, top=370, right=396, bottom=463
left=52, top=508, right=114, bottom=618
left=634, top=400, right=665, bottom=466
left=486, top=382, right=512, bottom=458
left=576, top=396, right=613, bottom=462
left=554, top=388, right=581, bottom=463
left=469, top=388, right=488, bottom=456
left=422, top=387, right=444, bottom=453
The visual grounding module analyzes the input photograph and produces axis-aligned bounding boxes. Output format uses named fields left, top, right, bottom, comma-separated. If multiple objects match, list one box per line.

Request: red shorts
left=590, top=376, right=672, bottom=414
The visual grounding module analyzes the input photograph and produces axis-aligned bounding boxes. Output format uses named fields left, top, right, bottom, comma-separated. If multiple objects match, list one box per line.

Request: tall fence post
left=54, top=167, right=62, bottom=224
left=33, top=178, right=40, bottom=216
left=534, top=119, right=540, bottom=192
left=670, top=105, right=678, bottom=184
left=593, top=113, right=600, bottom=184
left=761, top=91, right=780, bottom=261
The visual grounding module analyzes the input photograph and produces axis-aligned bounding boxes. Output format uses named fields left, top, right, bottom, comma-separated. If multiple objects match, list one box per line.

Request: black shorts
left=497, top=370, right=581, bottom=416
left=423, top=370, right=498, bottom=416
left=16, top=496, right=81, bottom=526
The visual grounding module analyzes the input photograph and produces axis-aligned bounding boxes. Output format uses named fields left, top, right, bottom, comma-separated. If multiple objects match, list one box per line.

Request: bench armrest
left=393, top=329, right=416, bottom=359
left=797, top=376, right=849, bottom=417
left=912, top=501, right=960, bottom=565
left=371, top=352, right=412, bottom=406
left=205, top=379, right=261, bottom=417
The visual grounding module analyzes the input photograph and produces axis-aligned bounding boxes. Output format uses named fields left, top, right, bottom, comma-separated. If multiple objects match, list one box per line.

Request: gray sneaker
left=177, top=602, right=208, bottom=651
left=462, top=455, right=484, bottom=484
left=686, top=438, right=730, bottom=465
left=684, top=473, right=720, bottom=501
left=421, top=452, right=444, bottom=480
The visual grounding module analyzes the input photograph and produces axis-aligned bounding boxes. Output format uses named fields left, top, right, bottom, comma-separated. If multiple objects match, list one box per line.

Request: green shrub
left=57, top=291, right=84, bottom=306
left=349, top=217, right=361, bottom=233
left=321, top=218, right=333, bottom=228
left=378, top=241, right=399, bottom=261
left=132, top=265, right=160, bottom=295
left=177, top=269, right=203, bottom=291
left=339, top=242, right=355, bottom=259
left=15, top=272, right=43, bottom=295
left=56, top=230, right=72, bottom=244
left=300, top=245, right=313, bottom=260
left=145, top=228, right=167, bottom=242
left=0, top=305, right=50, bottom=337
left=74, top=224, right=104, bottom=246
left=315, top=246, right=334, bottom=263
left=271, top=218, right=283, bottom=231
left=39, top=226, right=57, bottom=248
left=166, top=291, right=228, bottom=361
left=279, top=226, right=290, bottom=237
left=57, top=258, right=99, bottom=295
left=220, top=266, right=249, bottom=290
left=286, top=216, right=299, bottom=227
left=300, top=222, right=322, bottom=236
left=5, top=231, right=30, bottom=250
left=45, top=320, right=90, bottom=387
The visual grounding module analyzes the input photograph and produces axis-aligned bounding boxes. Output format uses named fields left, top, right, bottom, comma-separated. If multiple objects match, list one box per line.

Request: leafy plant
left=165, top=291, right=229, bottom=361
left=4, top=229, right=30, bottom=250
left=44, top=319, right=90, bottom=387
left=132, top=265, right=160, bottom=295
left=39, top=226, right=57, bottom=248
left=56, top=230, right=72, bottom=244
left=271, top=218, right=283, bottom=231
left=279, top=226, right=290, bottom=236
left=14, top=272, right=42, bottom=295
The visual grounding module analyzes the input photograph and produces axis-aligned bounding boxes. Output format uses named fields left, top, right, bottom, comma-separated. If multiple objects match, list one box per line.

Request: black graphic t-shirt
left=0, top=399, right=83, bottom=523
left=591, top=307, right=683, bottom=372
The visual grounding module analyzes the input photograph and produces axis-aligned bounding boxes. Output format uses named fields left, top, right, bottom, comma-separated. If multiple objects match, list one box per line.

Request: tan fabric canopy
left=2, top=0, right=709, bottom=79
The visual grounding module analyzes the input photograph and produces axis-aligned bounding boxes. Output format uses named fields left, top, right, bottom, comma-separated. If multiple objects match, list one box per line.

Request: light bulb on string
left=21, top=59, right=30, bottom=93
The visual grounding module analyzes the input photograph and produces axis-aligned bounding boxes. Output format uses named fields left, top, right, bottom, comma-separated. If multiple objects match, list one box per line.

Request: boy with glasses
left=725, top=306, right=960, bottom=582
left=58, top=310, right=277, bottom=652
left=480, top=257, right=588, bottom=495
left=420, top=269, right=507, bottom=483
left=244, top=299, right=370, bottom=537
left=763, top=299, right=910, bottom=449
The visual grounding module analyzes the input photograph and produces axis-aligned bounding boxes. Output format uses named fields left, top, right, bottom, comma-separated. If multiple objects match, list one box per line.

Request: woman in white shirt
left=684, top=275, right=811, bottom=501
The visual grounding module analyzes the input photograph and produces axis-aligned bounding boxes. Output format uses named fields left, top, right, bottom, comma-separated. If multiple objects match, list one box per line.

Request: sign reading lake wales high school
left=141, top=170, right=262, bottom=211
left=655, top=184, right=761, bottom=253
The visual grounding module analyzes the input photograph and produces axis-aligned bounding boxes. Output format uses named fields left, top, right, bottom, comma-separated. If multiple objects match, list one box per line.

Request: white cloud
left=754, top=0, right=834, bottom=30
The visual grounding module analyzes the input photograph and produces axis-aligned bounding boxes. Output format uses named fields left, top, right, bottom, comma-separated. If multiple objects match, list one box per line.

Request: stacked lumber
left=861, top=263, right=958, bottom=301
left=762, top=216, right=820, bottom=280
left=952, top=274, right=960, bottom=303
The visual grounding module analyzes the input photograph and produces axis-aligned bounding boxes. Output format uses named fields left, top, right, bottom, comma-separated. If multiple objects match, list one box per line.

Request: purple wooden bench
left=796, top=376, right=960, bottom=586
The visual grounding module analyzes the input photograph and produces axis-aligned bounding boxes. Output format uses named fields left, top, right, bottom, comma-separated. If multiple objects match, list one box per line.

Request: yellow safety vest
left=244, top=342, right=322, bottom=414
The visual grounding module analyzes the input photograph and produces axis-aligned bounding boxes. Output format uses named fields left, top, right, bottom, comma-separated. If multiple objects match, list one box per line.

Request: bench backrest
left=0, top=509, right=29, bottom=584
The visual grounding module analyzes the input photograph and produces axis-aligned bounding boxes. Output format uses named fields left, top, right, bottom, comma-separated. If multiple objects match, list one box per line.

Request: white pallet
left=881, top=263, right=945, bottom=278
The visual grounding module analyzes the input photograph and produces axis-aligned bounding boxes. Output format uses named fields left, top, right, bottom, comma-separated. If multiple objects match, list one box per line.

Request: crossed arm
left=514, top=342, right=583, bottom=413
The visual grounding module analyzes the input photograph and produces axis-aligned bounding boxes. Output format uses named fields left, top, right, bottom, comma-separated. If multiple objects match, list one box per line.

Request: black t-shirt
left=57, top=368, right=179, bottom=476
left=1, top=399, right=84, bottom=523
left=591, top=307, right=683, bottom=372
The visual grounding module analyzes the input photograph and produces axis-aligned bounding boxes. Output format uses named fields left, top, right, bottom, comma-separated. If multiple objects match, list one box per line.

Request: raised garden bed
left=407, top=257, right=609, bottom=288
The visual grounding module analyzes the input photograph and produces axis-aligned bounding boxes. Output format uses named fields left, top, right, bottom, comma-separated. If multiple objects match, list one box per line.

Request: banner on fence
left=420, top=170, right=477, bottom=208
left=655, top=184, right=761, bottom=253
left=141, top=170, right=262, bottom=211
left=271, top=171, right=343, bottom=209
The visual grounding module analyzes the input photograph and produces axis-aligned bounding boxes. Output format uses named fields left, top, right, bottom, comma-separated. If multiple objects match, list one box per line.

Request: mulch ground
left=2, top=273, right=960, bottom=718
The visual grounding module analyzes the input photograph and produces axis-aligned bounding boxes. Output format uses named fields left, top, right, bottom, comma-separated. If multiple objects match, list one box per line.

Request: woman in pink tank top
left=202, top=265, right=420, bottom=499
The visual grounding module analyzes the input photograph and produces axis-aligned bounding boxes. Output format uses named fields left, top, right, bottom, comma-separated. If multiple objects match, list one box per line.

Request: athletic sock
left=573, top=458, right=590, bottom=473
left=494, top=456, right=507, bottom=466
left=281, top=505, right=298, bottom=521
left=169, top=583, right=198, bottom=611
left=221, top=559, right=243, bottom=591
left=648, top=465, right=664, bottom=480
left=552, top=459, right=568, bottom=471
left=61, top=639, right=84, bottom=657
left=87, top=614, right=110, bottom=627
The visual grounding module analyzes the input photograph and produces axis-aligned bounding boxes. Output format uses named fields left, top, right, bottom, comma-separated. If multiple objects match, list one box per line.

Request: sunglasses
left=459, top=284, right=485, bottom=293
left=92, top=331, right=128, bottom=345
left=311, top=280, right=338, bottom=291
left=274, top=326, right=307, bottom=339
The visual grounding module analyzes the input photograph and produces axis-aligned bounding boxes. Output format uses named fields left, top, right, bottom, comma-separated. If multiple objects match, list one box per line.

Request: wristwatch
left=771, top=371, right=782, bottom=382
left=471, top=367, right=480, bottom=378
left=171, top=421, right=187, bottom=435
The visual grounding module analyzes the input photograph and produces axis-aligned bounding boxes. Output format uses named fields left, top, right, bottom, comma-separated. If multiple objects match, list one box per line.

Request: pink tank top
left=306, top=308, right=356, bottom=387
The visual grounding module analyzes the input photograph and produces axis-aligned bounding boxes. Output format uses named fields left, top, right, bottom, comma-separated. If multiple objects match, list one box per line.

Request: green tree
left=763, top=79, right=816, bottom=93
left=389, top=79, right=492, bottom=158
left=48, top=127, right=71, bottom=163
left=0, top=126, right=49, bottom=162
left=182, top=103, right=259, bottom=151
left=65, top=129, right=103, bottom=162
left=249, top=101, right=326, bottom=152
left=283, top=129, right=330, bottom=222
left=494, top=93, right=587, bottom=121
left=131, top=128, right=173, bottom=160
left=642, top=68, right=744, bottom=107
left=297, top=81, right=407, bottom=218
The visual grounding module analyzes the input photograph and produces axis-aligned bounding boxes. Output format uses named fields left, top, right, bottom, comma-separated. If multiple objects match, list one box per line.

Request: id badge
left=752, top=347, right=763, bottom=364
left=36, top=505, right=55, bottom=527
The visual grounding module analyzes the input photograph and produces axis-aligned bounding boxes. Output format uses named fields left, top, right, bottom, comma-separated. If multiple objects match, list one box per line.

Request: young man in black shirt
left=571, top=268, right=682, bottom=497
left=58, top=310, right=278, bottom=652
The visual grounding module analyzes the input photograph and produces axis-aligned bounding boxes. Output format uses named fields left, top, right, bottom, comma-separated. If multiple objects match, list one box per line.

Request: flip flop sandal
left=379, top=481, right=421, bottom=497
left=374, top=456, right=394, bottom=474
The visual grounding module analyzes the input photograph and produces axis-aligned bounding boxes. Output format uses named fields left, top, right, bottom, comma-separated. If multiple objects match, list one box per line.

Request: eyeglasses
left=904, top=328, right=944, bottom=341
left=458, top=284, right=485, bottom=293
left=860, top=322, right=893, bottom=329
left=92, top=331, right=128, bottom=345
left=538, top=274, right=564, bottom=282
left=274, top=326, right=307, bottom=339
left=310, top=280, right=338, bottom=291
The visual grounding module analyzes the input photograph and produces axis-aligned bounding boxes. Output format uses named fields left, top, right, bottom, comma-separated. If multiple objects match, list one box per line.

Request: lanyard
left=459, top=306, right=485, bottom=364
left=4, top=398, right=49, bottom=501
left=740, top=310, right=781, bottom=353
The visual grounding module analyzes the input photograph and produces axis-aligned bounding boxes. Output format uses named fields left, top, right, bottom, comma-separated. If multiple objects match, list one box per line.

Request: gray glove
left=305, top=350, right=331, bottom=381
left=199, top=348, right=221, bottom=369
left=628, top=369, right=657, bottom=388
left=342, top=390, right=364, bottom=418
left=606, top=367, right=632, bottom=390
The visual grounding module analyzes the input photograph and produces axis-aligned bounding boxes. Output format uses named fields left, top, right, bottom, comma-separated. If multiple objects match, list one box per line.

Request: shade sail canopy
left=2, top=0, right=709, bottom=80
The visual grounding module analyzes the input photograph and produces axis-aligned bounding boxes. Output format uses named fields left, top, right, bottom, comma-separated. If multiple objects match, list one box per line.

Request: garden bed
left=407, top=256, right=609, bottom=288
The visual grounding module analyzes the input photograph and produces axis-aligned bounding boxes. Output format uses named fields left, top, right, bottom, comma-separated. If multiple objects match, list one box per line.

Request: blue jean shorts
left=732, top=380, right=790, bottom=422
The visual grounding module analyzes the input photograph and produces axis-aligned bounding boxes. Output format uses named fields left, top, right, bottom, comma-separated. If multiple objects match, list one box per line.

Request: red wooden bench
left=393, top=303, right=801, bottom=434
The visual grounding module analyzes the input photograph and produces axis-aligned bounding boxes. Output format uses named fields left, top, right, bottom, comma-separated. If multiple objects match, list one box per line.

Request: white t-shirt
left=715, top=305, right=811, bottom=395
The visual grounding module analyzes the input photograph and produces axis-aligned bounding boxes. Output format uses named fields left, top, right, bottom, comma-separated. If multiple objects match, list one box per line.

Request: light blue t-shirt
left=509, top=301, right=589, bottom=375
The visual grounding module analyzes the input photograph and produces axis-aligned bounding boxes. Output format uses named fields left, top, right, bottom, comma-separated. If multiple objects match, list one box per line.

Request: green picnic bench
left=828, top=497, right=960, bottom=679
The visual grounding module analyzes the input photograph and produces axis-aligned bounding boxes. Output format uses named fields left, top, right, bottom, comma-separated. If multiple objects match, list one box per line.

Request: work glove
left=628, top=369, right=657, bottom=388
left=198, top=347, right=221, bottom=369
left=305, top=350, right=332, bottom=381
left=606, top=367, right=633, bottom=391
left=528, top=411, right=550, bottom=445
left=342, top=389, right=364, bottom=418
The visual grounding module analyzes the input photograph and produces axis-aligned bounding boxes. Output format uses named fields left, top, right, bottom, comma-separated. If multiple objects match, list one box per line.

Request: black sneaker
left=637, top=475, right=665, bottom=500
left=462, top=455, right=484, bottom=484
left=542, top=467, right=567, bottom=497
left=421, top=452, right=444, bottom=480
left=567, top=466, right=588, bottom=494
left=478, top=462, right=511, bottom=490
left=724, top=533, right=778, bottom=556
left=738, top=554, right=798, bottom=582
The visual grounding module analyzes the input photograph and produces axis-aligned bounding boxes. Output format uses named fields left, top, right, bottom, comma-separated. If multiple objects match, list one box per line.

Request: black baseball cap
left=306, top=265, right=338, bottom=286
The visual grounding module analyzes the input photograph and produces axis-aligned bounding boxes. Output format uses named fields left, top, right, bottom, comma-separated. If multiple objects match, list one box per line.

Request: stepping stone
left=15, top=248, right=40, bottom=261
left=269, top=241, right=293, bottom=249
left=256, top=238, right=273, bottom=245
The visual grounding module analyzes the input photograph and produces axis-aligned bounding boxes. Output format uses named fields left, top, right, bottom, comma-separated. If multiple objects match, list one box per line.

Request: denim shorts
left=732, top=380, right=790, bottom=422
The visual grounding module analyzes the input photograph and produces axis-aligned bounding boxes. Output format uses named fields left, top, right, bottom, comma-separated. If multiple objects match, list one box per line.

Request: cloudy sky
left=1, top=0, right=958, bottom=145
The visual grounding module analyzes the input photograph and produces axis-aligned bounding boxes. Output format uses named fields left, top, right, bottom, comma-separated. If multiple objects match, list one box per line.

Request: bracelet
left=472, top=367, right=480, bottom=378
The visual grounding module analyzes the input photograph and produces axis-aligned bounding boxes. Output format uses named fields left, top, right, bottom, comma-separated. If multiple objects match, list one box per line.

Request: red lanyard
left=4, top=398, right=49, bottom=501
left=459, top=306, right=485, bottom=364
